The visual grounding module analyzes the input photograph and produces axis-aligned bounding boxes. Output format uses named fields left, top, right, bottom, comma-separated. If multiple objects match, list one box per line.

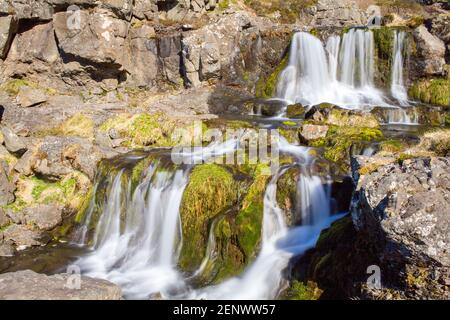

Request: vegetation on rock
left=179, top=164, right=239, bottom=272
left=409, top=78, right=450, bottom=106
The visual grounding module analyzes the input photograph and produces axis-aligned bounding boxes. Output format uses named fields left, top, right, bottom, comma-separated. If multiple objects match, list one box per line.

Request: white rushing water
left=76, top=137, right=344, bottom=300
left=386, top=107, right=419, bottom=125
left=391, top=31, right=409, bottom=106
left=276, top=30, right=387, bottom=109
left=78, top=165, right=189, bottom=299
left=189, top=139, right=343, bottom=299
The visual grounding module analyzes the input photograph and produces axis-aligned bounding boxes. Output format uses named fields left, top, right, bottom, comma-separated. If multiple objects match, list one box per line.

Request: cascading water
left=188, top=139, right=344, bottom=299
left=391, top=31, right=408, bottom=106
left=276, top=30, right=387, bottom=109
left=73, top=136, right=344, bottom=300
left=77, top=162, right=189, bottom=299
left=386, top=107, right=419, bottom=125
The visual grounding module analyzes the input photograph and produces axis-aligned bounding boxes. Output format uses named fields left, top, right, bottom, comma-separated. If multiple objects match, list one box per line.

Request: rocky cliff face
left=294, top=156, right=450, bottom=299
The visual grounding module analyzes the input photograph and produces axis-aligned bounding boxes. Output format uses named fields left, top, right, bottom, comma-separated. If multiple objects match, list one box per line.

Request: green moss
left=285, top=281, right=323, bottom=300
left=409, top=78, right=450, bottom=107
left=235, top=165, right=270, bottom=261
left=179, top=164, right=238, bottom=272
left=373, top=27, right=394, bottom=87
left=255, top=54, right=289, bottom=98
left=311, top=126, right=383, bottom=165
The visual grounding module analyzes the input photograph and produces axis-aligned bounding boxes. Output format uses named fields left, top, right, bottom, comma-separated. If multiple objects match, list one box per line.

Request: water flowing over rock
left=391, top=31, right=408, bottom=105
left=276, top=30, right=387, bottom=109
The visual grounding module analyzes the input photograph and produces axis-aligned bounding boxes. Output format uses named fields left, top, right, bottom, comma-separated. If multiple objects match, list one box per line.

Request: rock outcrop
left=295, top=156, right=450, bottom=299
left=412, top=25, right=446, bottom=76
left=0, top=270, right=122, bottom=300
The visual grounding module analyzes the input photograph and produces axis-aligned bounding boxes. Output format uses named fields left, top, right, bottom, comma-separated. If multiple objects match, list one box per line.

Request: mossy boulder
left=309, top=126, right=384, bottom=169
left=286, top=103, right=306, bottom=118
left=192, top=165, right=271, bottom=284
left=326, top=109, right=379, bottom=128
left=179, top=164, right=239, bottom=272
left=409, top=78, right=450, bottom=106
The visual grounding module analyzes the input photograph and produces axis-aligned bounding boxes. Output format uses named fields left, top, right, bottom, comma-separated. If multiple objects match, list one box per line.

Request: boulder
left=16, top=87, right=47, bottom=108
left=2, top=0, right=54, bottom=21
left=7, top=21, right=59, bottom=65
left=23, top=204, right=64, bottom=231
left=2, top=224, right=47, bottom=249
left=0, top=15, right=18, bottom=59
left=133, top=0, right=158, bottom=20
left=1, top=126, right=27, bottom=154
left=53, top=8, right=129, bottom=68
left=413, top=25, right=446, bottom=76
left=159, top=34, right=184, bottom=86
left=30, top=136, right=117, bottom=181
left=0, top=243, right=15, bottom=257
left=0, top=270, right=122, bottom=300
left=428, top=13, right=450, bottom=47
left=351, top=156, right=450, bottom=299
left=127, top=24, right=158, bottom=87
left=253, top=100, right=286, bottom=117
left=286, top=104, right=306, bottom=118
left=181, top=12, right=255, bottom=87
left=300, top=124, right=329, bottom=141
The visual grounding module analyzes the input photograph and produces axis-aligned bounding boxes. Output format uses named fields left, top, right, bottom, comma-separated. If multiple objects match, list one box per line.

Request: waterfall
left=188, top=138, right=344, bottom=300
left=276, top=30, right=387, bottom=109
left=391, top=31, right=409, bottom=106
left=386, top=107, right=419, bottom=125
left=75, top=136, right=344, bottom=300
left=77, top=162, right=189, bottom=299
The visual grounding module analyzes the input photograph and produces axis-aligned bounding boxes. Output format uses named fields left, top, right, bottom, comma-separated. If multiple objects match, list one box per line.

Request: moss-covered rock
left=179, top=164, right=239, bottom=272
left=9, top=172, right=91, bottom=213
left=326, top=109, right=379, bottom=128
left=291, top=215, right=379, bottom=299
left=284, top=280, right=323, bottom=300
left=235, top=165, right=270, bottom=262
left=309, top=126, right=384, bottom=168
left=286, top=103, right=306, bottom=118
left=191, top=164, right=270, bottom=284
left=276, top=166, right=299, bottom=225
left=409, top=78, right=450, bottom=106
left=255, top=53, right=289, bottom=98
left=41, top=114, right=95, bottom=139
left=373, top=27, right=394, bottom=88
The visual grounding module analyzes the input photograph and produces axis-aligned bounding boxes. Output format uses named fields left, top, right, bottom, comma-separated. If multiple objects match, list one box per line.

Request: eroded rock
left=16, top=87, right=47, bottom=108
left=0, top=270, right=122, bottom=300
left=413, top=25, right=446, bottom=76
left=1, top=126, right=27, bottom=154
